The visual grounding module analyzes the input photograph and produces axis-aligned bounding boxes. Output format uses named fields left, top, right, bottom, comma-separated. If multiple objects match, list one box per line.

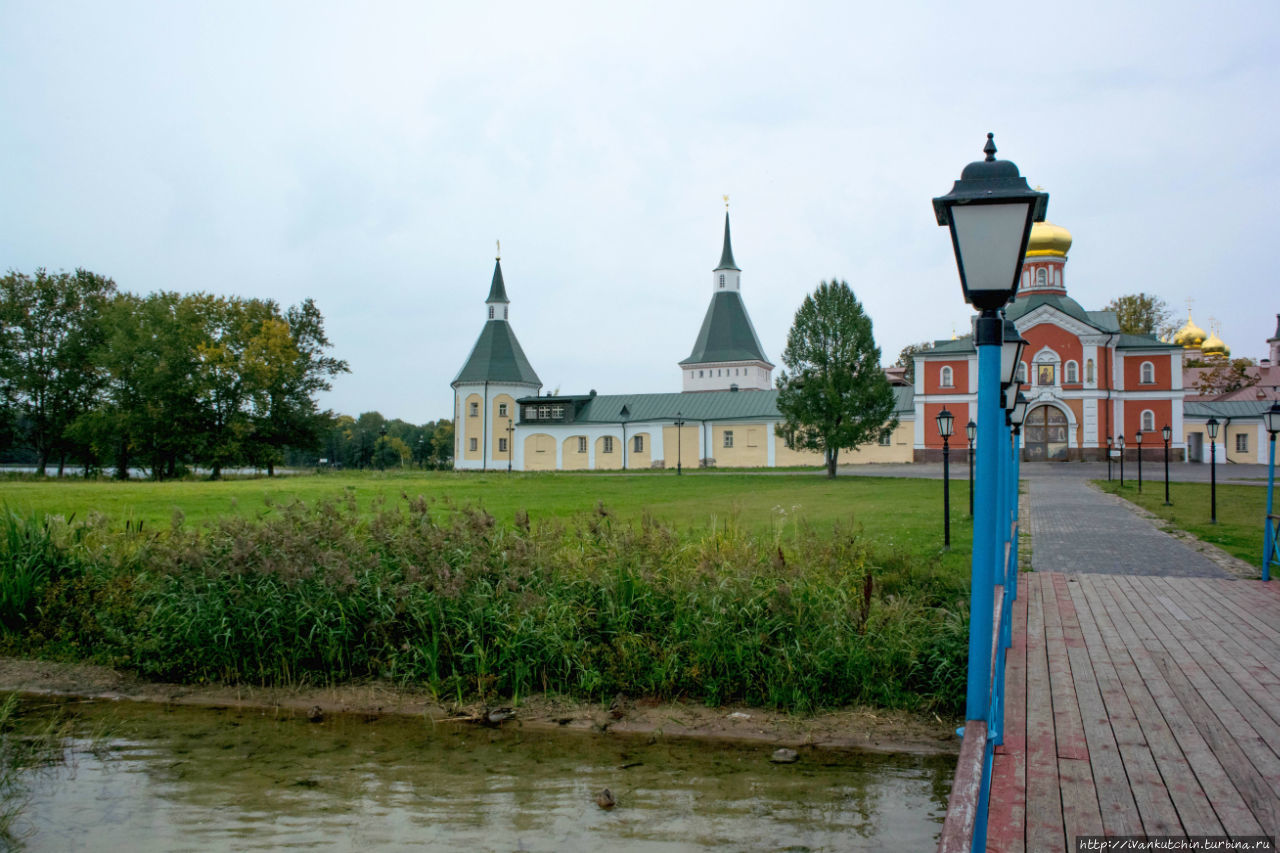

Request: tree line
left=313, top=411, right=453, bottom=471
left=0, top=268, right=351, bottom=479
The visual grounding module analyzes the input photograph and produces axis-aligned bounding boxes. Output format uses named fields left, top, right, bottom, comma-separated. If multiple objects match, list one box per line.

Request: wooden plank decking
left=986, top=572, right=1280, bottom=851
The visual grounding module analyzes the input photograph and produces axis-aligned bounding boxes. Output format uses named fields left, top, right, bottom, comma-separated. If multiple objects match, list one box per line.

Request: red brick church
left=913, top=219, right=1185, bottom=461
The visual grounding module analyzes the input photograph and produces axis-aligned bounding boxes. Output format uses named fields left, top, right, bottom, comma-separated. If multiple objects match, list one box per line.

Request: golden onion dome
left=1201, top=326, right=1229, bottom=356
left=1025, top=220, right=1073, bottom=257
left=1173, top=312, right=1207, bottom=348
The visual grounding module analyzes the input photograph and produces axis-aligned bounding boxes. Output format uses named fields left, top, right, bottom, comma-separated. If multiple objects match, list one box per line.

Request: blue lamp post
left=933, top=133, right=1046, bottom=727
left=1262, top=402, right=1280, bottom=579
left=966, top=419, right=977, bottom=517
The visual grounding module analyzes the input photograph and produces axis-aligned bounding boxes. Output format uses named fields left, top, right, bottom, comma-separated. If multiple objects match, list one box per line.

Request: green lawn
left=1, top=469, right=973, bottom=555
left=1096, top=479, right=1273, bottom=569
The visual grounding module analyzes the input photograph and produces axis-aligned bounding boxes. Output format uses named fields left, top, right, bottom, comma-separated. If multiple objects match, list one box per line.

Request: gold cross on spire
left=723, top=194, right=729, bottom=209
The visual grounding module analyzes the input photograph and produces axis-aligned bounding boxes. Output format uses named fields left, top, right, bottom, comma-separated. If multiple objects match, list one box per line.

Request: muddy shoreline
left=0, top=657, right=959, bottom=756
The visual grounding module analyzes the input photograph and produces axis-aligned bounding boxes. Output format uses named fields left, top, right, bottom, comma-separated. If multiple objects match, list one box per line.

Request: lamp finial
left=984, top=132, right=997, bottom=161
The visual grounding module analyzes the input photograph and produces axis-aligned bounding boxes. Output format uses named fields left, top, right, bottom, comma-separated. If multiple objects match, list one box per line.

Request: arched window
left=719, top=274, right=725, bottom=288
left=1086, top=359, right=1095, bottom=384
left=1141, top=410, right=1155, bottom=432
left=940, top=366, right=953, bottom=388
left=1140, top=361, right=1155, bottom=384
left=1017, top=362, right=1028, bottom=383
left=1035, top=268, right=1047, bottom=287
left=1065, top=361, right=1079, bottom=384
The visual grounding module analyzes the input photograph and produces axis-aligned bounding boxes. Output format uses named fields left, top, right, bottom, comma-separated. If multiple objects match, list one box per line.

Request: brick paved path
left=1027, top=478, right=1229, bottom=577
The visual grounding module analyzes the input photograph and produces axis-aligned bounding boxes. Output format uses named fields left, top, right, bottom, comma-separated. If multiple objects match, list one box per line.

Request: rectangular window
left=498, top=438, right=508, bottom=452
left=524, top=406, right=537, bottom=420
left=468, top=438, right=478, bottom=452
left=1236, top=434, right=1248, bottom=453
left=603, top=436, right=614, bottom=453
left=538, top=406, right=551, bottom=419
left=469, top=402, right=479, bottom=417
left=552, top=406, right=564, bottom=419
left=498, top=403, right=508, bottom=417
left=633, top=435, right=644, bottom=452
left=723, top=430, right=734, bottom=449
left=879, top=433, right=891, bottom=446
left=577, top=437, right=587, bottom=454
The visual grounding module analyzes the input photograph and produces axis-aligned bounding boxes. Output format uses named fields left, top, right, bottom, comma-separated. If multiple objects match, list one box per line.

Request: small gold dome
left=1173, top=311, right=1207, bottom=348
left=1201, top=324, right=1229, bottom=357
left=1025, top=221, right=1073, bottom=257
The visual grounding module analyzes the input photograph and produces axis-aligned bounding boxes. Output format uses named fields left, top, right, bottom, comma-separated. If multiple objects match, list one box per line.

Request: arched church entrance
left=1023, top=405, right=1070, bottom=461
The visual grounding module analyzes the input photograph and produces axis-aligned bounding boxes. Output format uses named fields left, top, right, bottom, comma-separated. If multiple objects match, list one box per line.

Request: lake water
left=10, top=699, right=953, bottom=851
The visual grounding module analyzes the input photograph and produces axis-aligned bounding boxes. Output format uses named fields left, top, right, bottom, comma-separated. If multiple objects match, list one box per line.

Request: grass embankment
left=1096, top=479, right=1269, bottom=567
left=0, top=473, right=971, bottom=715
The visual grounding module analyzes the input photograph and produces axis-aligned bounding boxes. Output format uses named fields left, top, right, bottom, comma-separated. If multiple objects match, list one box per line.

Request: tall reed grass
left=0, top=497, right=968, bottom=714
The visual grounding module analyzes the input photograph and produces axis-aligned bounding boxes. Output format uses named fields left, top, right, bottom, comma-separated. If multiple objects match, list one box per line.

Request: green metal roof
left=680, top=291, right=772, bottom=366
left=519, top=386, right=913, bottom=424
left=924, top=337, right=975, bottom=355
left=716, top=212, right=739, bottom=271
left=1114, top=333, right=1180, bottom=350
left=452, top=320, right=541, bottom=387
left=1086, top=310, right=1120, bottom=332
left=486, top=259, right=509, bottom=304
left=1184, top=400, right=1271, bottom=419
left=1005, top=293, right=1098, bottom=328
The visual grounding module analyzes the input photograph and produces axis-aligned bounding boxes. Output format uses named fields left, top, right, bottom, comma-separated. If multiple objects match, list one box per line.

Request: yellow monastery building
left=451, top=213, right=914, bottom=471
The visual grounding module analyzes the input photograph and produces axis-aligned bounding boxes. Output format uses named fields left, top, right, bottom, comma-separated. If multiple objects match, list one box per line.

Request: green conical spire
left=716, top=212, right=739, bottom=271
left=486, top=257, right=509, bottom=304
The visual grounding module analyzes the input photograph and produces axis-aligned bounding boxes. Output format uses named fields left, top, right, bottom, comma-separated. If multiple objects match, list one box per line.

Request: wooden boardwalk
left=987, top=571, right=1280, bottom=850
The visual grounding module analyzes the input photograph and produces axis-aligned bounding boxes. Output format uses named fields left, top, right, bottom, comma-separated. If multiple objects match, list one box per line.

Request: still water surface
left=16, top=699, right=952, bottom=852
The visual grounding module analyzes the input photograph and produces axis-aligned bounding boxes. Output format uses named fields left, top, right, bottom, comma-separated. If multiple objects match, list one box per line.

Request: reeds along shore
left=0, top=497, right=968, bottom=714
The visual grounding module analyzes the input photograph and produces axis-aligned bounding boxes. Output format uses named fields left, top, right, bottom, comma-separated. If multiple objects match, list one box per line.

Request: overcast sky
left=2, top=1, right=1277, bottom=423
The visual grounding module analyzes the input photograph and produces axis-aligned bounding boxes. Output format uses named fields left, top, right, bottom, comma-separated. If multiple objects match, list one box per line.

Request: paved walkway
left=1027, top=478, right=1231, bottom=577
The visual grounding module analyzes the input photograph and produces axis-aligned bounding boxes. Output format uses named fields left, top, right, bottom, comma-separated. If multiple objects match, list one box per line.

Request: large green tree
left=775, top=280, right=897, bottom=478
left=0, top=269, right=116, bottom=474
left=1105, top=293, right=1177, bottom=339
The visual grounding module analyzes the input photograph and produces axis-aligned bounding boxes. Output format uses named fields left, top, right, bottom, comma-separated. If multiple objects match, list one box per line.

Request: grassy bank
left=0, top=486, right=970, bottom=715
left=0, top=469, right=964, bottom=546
left=1096, top=480, right=1269, bottom=567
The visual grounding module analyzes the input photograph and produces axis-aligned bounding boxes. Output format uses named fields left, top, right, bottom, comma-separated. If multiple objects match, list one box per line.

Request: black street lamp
left=673, top=411, right=685, bottom=476
left=1117, top=434, right=1125, bottom=487
left=1162, top=424, right=1172, bottom=506
left=1106, top=436, right=1113, bottom=481
left=620, top=405, right=631, bottom=471
left=937, top=408, right=954, bottom=548
left=1135, top=430, right=1144, bottom=493
left=1207, top=416, right=1219, bottom=524
left=966, top=419, right=976, bottom=517
left=506, top=419, right=514, bottom=473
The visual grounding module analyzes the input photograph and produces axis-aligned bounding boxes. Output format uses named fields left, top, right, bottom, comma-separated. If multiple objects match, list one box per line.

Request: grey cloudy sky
left=2, top=1, right=1277, bottom=423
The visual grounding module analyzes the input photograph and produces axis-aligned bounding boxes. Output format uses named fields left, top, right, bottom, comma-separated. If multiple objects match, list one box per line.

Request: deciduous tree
left=775, top=280, right=897, bottom=478
left=1105, top=293, right=1176, bottom=339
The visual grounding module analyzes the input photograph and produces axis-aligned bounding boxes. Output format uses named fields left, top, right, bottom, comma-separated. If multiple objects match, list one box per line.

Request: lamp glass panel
left=950, top=202, right=1033, bottom=302
left=1206, top=419, right=1219, bottom=440
left=1162, top=425, right=1172, bottom=441
left=1264, top=406, right=1280, bottom=434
